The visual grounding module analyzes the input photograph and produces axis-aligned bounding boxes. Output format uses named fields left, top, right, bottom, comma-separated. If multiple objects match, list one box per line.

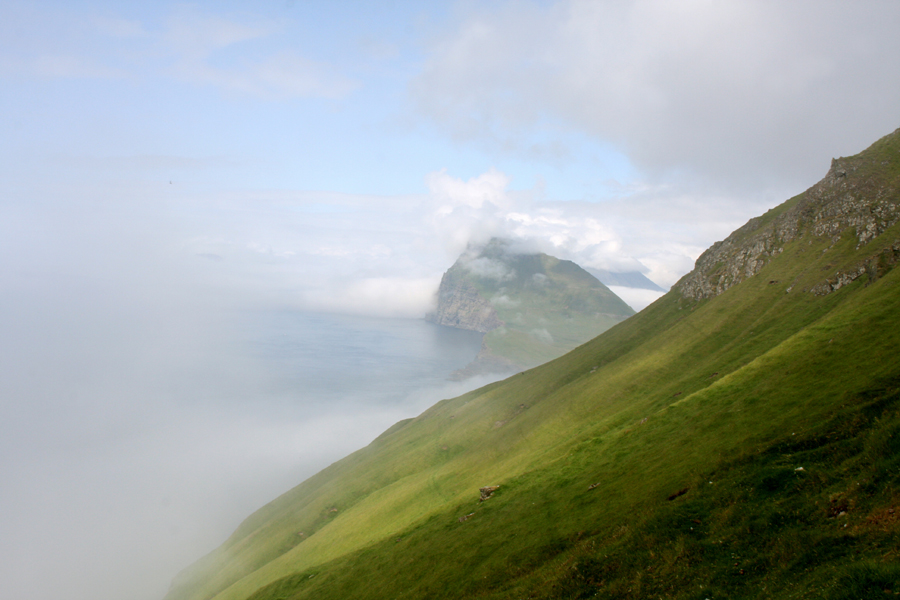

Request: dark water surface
left=241, top=310, right=485, bottom=410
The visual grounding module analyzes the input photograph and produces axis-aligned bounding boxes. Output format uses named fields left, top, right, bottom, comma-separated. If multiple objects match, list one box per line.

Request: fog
left=0, top=186, right=508, bottom=600
left=0, top=171, right=678, bottom=600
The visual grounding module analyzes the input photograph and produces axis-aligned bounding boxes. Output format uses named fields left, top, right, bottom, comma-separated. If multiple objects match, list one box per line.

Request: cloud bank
left=413, top=0, right=900, bottom=193
left=0, top=183, right=506, bottom=600
left=175, top=166, right=707, bottom=317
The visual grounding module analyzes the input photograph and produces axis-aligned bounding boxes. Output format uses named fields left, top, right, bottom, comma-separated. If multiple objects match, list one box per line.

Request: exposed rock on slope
left=677, top=127, right=900, bottom=300
left=428, top=280, right=503, bottom=333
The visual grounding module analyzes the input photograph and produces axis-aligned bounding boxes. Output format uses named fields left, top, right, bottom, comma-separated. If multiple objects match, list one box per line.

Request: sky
left=1, top=1, right=899, bottom=599
left=3, top=0, right=897, bottom=313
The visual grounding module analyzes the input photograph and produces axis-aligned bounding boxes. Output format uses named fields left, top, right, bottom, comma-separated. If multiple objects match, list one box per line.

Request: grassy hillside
left=165, top=130, right=900, bottom=600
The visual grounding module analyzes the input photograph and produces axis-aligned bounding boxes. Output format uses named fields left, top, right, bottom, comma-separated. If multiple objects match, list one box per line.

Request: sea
left=0, top=309, right=498, bottom=600
left=241, top=309, right=487, bottom=412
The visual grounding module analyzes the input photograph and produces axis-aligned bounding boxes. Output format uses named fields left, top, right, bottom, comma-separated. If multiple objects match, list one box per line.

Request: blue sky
left=2, top=1, right=632, bottom=198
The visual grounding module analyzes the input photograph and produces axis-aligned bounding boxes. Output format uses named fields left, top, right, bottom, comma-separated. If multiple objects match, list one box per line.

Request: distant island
left=426, top=238, right=635, bottom=377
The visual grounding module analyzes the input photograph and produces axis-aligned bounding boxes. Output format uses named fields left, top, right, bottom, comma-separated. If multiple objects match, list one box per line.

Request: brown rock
left=479, top=486, right=500, bottom=501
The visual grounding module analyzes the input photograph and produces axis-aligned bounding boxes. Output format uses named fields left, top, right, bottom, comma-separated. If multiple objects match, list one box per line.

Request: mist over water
left=0, top=299, right=497, bottom=600
left=242, top=310, right=486, bottom=411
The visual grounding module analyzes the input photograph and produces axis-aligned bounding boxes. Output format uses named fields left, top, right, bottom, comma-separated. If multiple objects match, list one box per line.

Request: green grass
left=165, top=129, right=900, bottom=600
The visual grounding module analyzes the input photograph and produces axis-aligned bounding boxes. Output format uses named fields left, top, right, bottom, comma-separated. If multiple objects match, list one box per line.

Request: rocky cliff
left=427, top=280, right=503, bottom=333
left=677, top=127, right=900, bottom=300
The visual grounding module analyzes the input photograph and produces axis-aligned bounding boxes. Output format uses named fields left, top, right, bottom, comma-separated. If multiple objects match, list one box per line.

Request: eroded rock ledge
left=676, top=128, right=900, bottom=301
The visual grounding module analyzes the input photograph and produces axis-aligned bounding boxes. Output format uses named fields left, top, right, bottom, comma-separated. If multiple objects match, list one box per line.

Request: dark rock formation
left=479, top=486, right=500, bottom=501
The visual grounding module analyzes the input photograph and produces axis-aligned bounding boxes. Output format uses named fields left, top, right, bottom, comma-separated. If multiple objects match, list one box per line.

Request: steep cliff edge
left=428, top=279, right=503, bottom=333
left=427, top=239, right=634, bottom=375
left=677, top=127, right=900, bottom=300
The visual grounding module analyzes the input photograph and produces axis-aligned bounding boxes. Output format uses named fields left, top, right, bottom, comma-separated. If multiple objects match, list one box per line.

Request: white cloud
left=357, top=37, right=400, bottom=61
left=530, top=328, right=554, bottom=344
left=420, top=166, right=769, bottom=288
left=413, top=0, right=900, bottom=193
left=427, top=167, right=513, bottom=212
left=607, top=285, right=666, bottom=312
left=167, top=166, right=716, bottom=316
left=163, top=11, right=359, bottom=100
left=299, top=276, right=442, bottom=318
left=425, top=168, right=523, bottom=257
left=462, top=257, right=515, bottom=281
left=250, top=51, right=359, bottom=99
left=169, top=48, right=359, bottom=100
left=0, top=54, right=126, bottom=79
left=162, top=10, right=272, bottom=59
left=491, top=294, right=520, bottom=308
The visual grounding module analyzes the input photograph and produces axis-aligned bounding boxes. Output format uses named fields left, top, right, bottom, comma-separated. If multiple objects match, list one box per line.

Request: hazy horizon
left=2, top=1, right=899, bottom=599
left=1, top=301, right=507, bottom=600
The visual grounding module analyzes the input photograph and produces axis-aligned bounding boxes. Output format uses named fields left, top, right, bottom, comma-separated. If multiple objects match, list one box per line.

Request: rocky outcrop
left=479, top=486, right=500, bottom=501
left=677, top=128, right=900, bottom=300
left=426, top=279, right=503, bottom=333
left=809, top=239, right=900, bottom=296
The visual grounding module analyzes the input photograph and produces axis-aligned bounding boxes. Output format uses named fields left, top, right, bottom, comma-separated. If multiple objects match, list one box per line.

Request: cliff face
left=427, top=279, right=503, bottom=333
left=677, top=128, right=900, bottom=300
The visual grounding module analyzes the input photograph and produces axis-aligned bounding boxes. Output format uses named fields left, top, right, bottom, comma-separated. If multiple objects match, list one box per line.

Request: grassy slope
left=166, top=139, right=900, bottom=600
